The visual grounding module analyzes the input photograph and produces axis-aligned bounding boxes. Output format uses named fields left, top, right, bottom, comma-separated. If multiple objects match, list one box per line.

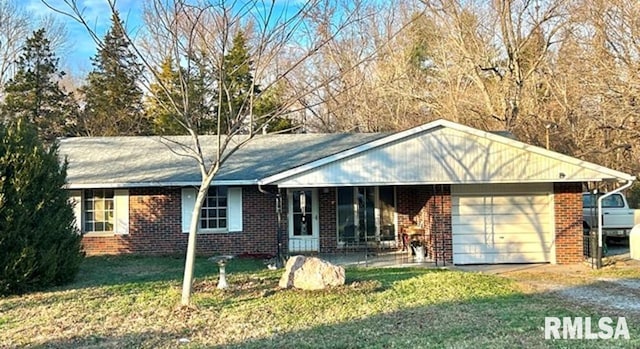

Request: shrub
left=627, top=183, right=640, bottom=209
left=0, top=118, right=83, bottom=295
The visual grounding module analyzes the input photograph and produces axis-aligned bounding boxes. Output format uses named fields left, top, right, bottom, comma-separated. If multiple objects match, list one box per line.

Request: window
left=291, top=190, right=313, bottom=236
left=582, top=193, right=625, bottom=208
left=181, top=186, right=243, bottom=233
left=337, top=186, right=396, bottom=244
left=84, top=189, right=115, bottom=232
left=200, top=187, right=228, bottom=229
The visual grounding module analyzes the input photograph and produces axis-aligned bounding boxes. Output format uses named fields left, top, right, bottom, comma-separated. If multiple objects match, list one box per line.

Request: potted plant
left=411, top=240, right=426, bottom=262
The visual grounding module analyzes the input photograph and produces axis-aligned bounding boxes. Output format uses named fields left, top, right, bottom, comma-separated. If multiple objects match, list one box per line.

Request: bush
left=627, top=183, right=640, bottom=209
left=0, top=118, right=83, bottom=295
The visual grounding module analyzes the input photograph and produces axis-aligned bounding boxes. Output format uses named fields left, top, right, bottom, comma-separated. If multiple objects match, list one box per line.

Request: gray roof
left=58, top=133, right=387, bottom=188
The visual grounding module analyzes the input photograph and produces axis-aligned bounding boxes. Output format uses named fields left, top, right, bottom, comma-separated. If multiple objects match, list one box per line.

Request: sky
left=21, top=0, right=302, bottom=78
left=23, top=0, right=144, bottom=76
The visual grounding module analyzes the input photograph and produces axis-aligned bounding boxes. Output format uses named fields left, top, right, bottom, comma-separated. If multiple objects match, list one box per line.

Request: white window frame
left=84, top=189, right=115, bottom=233
left=181, top=186, right=243, bottom=234
left=200, top=186, right=228, bottom=231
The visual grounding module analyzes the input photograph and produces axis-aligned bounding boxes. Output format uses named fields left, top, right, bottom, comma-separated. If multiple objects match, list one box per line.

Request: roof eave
left=64, top=179, right=258, bottom=189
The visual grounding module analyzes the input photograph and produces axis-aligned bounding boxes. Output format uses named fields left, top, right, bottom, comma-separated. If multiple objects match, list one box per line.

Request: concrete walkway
left=321, top=250, right=440, bottom=268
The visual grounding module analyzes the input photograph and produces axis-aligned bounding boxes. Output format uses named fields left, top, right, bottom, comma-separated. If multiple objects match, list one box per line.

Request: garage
left=452, top=183, right=554, bottom=264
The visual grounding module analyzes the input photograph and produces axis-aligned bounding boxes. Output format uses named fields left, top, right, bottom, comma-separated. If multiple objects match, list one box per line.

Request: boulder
left=278, top=255, right=345, bottom=290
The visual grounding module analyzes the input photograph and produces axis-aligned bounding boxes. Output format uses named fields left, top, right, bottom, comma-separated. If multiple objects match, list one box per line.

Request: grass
left=0, top=256, right=638, bottom=348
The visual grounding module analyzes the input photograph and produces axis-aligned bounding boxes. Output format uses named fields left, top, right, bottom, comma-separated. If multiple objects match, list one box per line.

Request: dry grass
left=1, top=256, right=639, bottom=348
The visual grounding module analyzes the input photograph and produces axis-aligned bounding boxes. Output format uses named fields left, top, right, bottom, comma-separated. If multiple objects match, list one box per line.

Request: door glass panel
left=293, top=190, right=313, bottom=236
left=379, top=186, right=396, bottom=241
left=337, top=188, right=355, bottom=243
left=357, top=187, right=376, bottom=242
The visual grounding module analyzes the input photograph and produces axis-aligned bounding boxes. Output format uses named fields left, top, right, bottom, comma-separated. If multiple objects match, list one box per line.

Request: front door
left=288, top=189, right=319, bottom=252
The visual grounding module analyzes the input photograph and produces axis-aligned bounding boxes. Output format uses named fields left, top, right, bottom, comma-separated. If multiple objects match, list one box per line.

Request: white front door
left=288, top=189, right=319, bottom=252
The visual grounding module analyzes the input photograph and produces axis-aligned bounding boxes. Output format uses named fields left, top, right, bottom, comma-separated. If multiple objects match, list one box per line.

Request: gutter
left=597, top=178, right=635, bottom=266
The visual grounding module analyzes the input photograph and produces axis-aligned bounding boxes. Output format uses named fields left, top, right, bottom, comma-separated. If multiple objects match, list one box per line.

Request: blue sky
left=25, top=0, right=143, bottom=75
left=23, top=0, right=303, bottom=77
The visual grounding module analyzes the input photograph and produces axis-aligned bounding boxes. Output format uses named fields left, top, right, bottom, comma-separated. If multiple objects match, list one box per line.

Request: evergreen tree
left=216, top=31, right=260, bottom=133
left=0, top=118, right=84, bottom=295
left=80, top=11, right=149, bottom=136
left=216, top=30, right=291, bottom=134
left=147, top=57, right=208, bottom=135
left=1, top=28, right=78, bottom=142
left=253, top=81, right=296, bottom=133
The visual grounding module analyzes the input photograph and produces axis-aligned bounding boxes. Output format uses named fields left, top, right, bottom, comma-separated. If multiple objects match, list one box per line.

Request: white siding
left=275, top=128, right=607, bottom=187
left=452, top=184, right=555, bottom=264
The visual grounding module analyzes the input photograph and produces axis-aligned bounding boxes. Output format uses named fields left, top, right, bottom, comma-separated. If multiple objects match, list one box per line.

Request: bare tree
left=292, top=0, right=432, bottom=132
left=0, top=1, right=30, bottom=95
left=545, top=0, right=640, bottom=177
left=385, top=0, right=568, bottom=140
left=44, top=0, right=371, bottom=305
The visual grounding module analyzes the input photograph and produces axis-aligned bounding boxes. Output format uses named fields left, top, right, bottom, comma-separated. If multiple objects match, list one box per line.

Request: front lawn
left=0, top=256, right=637, bottom=348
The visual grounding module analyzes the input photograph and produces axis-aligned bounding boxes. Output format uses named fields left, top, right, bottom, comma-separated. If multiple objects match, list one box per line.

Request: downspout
left=596, top=179, right=634, bottom=268
left=258, top=182, right=284, bottom=268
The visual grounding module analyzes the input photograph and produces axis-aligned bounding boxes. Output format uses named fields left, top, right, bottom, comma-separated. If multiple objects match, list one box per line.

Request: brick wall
left=318, top=188, right=337, bottom=253
left=397, top=185, right=452, bottom=264
left=81, top=186, right=278, bottom=256
left=554, top=182, right=583, bottom=264
left=427, top=185, right=452, bottom=264
left=81, top=183, right=578, bottom=265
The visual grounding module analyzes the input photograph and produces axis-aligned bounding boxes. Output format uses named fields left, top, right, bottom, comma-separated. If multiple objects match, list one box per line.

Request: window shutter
left=69, top=190, right=83, bottom=233
left=181, top=187, right=196, bottom=233
left=114, top=189, right=129, bottom=235
left=228, top=187, right=243, bottom=232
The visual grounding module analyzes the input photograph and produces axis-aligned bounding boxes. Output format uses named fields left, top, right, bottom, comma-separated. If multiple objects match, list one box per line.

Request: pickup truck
left=582, top=192, right=635, bottom=242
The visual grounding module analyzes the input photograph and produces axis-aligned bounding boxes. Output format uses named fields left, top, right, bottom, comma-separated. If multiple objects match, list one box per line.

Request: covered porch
left=279, top=185, right=452, bottom=265
left=320, top=250, right=438, bottom=268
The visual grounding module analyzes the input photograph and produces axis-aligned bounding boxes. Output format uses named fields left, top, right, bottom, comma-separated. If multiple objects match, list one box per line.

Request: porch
left=282, top=185, right=453, bottom=265
left=320, top=250, right=439, bottom=268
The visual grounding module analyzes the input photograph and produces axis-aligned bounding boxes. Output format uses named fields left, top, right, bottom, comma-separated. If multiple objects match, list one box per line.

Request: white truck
left=582, top=192, right=635, bottom=242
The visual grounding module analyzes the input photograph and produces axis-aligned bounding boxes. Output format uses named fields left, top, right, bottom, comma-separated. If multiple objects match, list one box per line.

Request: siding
left=276, top=127, right=611, bottom=187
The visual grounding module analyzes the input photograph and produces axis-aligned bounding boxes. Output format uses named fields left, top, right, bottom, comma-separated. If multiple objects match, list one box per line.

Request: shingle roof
left=58, top=133, right=387, bottom=188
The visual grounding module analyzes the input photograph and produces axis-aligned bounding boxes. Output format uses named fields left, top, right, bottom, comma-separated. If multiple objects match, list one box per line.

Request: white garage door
left=452, top=184, right=555, bottom=264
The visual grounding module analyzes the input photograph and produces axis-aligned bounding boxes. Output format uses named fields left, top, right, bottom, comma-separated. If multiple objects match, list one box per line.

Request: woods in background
left=1, top=0, right=639, bottom=179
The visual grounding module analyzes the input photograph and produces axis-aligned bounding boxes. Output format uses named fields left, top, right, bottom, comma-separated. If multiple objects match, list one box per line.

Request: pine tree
left=80, top=11, right=149, bottom=136
left=253, top=81, right=296, bottom=133
left=147, top=57, right=208, bottom=135
left=216, top=31, right=259, bottom=133
left=1, top=28, right=78, bottom=142
left=216, top=30, right=291, bottom=134
left=0, top=118, right=84, bottom=295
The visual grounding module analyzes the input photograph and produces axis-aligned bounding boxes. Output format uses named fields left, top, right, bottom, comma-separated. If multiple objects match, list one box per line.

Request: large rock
left=278, top=255, right=345, bottom=290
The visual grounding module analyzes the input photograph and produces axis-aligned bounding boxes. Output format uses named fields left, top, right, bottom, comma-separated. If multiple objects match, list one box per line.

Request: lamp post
left=545, top=123, right=557, bottom=150
left=545, top=123, right=551, bottom=150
